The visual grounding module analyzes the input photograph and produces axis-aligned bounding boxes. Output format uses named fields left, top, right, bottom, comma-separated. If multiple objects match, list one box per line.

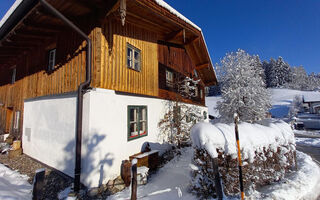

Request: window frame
left=126, top=43, right=141, bottom=72
left=13, top=110, right=20, bottom=130
left=127, top=105, right=148, bottom=141
left=166, top=69, right=174, bottom=88
left=11, top=67, right=16, bottom=84
left=48, top=48, right=56, bottom=71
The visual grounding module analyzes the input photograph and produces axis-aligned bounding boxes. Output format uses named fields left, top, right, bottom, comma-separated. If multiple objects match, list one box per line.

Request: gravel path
left=0, top=153, right=73, bottom=200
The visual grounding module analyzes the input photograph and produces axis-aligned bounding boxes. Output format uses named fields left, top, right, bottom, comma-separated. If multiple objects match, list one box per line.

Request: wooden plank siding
left=157, top=43, right=205, bottom=106
left=0, top=27, right=101, bottom=135
left=98, top=18, right=158, bottom=97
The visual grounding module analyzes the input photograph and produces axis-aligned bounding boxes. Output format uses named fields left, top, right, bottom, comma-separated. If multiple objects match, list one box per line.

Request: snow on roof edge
left=154, top=0, right=201, bottom=31
left=303, top=93, right=320, bottom=103
left=0, top=0, right=24, bottom=29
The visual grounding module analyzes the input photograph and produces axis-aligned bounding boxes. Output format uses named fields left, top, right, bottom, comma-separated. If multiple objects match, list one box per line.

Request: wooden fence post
left=32, top=168, right=46, bottom=200
left=212, top=158, right=223, bottom=200
left=131, top=159, right=137, bottom=200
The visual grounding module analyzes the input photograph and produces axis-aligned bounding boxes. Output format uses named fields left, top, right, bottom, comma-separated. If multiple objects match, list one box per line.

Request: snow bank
left=249, top=151, right=320, bottom=200
left=295, top=137, right=320, bottom=147
left=0, top=163, right=32, bottom=200
left=191, top=118, right=295, bottom=161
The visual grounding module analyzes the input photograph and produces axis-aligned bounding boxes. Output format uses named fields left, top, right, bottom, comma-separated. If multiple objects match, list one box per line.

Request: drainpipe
left=39, top=0, right=92, bottom=193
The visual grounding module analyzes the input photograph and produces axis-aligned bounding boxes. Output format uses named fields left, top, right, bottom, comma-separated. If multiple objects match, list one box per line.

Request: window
left=194, top=86, right=198, bottom=97
left=11, top=68, right=16, bottom=84
left=128, top=106, right=147, bottom=141
left=193, top=69, right=198, bottom=78
left=14, top=111, right=20, bottom=130
left=203, top=111, right=207, bottom=120
left=200, top=89, right=203, bottom=99
left=48, top=49, right=56, bottom=71
left=166, top=70, right=174, bottom=88
left=127, top=43, right=141, bottom=71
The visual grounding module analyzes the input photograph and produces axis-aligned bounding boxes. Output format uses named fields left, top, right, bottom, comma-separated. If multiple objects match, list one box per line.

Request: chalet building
left=303, top=94, right=320, bottom=114
left=0, top=0, right=217, bottom=188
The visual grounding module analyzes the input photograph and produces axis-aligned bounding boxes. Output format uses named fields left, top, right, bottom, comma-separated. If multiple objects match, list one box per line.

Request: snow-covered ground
left=295, top=137, right=320, bottom=147
left=205, top=88, right=320, bottom=119
left=294, top=130, right=320, bottom=136
left=0, top=163, right=32, bottom=200
left=107, top=146, right=320, bottom=200
left=248, top=151, right=320, bottom=200
left=107, top=147, right=195, bottom=200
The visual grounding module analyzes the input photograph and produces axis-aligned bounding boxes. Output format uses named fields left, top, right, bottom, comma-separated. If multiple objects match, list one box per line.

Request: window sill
left=128, top=132, right=148, bottom=141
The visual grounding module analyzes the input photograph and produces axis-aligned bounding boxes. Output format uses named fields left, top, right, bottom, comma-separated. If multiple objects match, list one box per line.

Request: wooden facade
left=0, top=0, right=217, bottom=137
left=98, top=18, right=158, bottom=96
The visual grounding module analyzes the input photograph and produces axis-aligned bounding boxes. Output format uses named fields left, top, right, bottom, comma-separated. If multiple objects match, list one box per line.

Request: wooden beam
left=165, top=29, right=183, bottom=42
left=135, top=0, right=200, bottom=36
left=67, top=0, right=97, bottom=13
left=196, top=63, right=209, bottom=70
left=185, top=36, right=200, bottom=46
left=125, top=11, right=172, bottom=32
left=204, top=81, right=218, bottom=86
left=23, top=21, right=64, bottom=33
left=1, top=39, right=43, bottom=47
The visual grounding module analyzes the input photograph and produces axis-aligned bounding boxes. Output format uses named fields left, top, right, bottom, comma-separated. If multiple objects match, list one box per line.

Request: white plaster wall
left=22, top=94, right=77, bottom=177
left=81, top=88, right=208, bottom=187
left=21, top=88, right=208, bottom=188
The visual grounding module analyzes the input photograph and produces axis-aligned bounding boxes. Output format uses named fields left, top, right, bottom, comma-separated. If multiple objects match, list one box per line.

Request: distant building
left=303, top=93, right=320, bottom=114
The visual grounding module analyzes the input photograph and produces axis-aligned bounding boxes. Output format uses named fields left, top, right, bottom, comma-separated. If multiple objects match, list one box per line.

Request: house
left=0, top=0, right=217, bottom=189
left=303, top=93, right=320, bottom=114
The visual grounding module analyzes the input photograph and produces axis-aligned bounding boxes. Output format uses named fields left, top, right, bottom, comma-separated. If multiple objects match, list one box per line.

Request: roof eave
left=0, top=0, right=39, bottom=40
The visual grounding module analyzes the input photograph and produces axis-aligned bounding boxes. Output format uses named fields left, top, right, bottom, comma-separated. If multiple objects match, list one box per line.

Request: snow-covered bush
left=158, top=76, right=204, bottom=147
left=158, top=102, right=203, bottom=147
left=216, top=49, right=271, bottom=122
left=190, top=119, right=296, bottom=198
left=289, top=95, right=304, bottom=119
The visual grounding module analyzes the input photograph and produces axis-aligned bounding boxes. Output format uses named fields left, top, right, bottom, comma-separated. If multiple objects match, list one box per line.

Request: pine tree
left=217, top=49, right=271, bottom=123
left=288, top=66, right=308, bottom=90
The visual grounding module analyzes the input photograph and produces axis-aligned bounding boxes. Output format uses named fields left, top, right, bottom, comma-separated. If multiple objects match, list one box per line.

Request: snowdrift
left=190, top=119, right=296, bottom=198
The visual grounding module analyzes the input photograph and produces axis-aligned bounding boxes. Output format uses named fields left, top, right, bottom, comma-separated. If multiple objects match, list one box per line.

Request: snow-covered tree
left=268, top=57, right=292, bottom=88
left=308, top=72, right=320, bottom=91
left=289, top=95, right=304, bottom=119
left=217, top=49, right=271, bottom=122
left=287, top=66, right=308, bottom=90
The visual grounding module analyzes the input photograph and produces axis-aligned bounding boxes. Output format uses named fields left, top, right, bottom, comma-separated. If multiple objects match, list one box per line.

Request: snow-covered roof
left=0, top=0, right=202, bottom=32
left=0, top=0, right=23, bottom=29
left=154, top=0, right=201, bottom=31
left=0, top=0, right=215, bottom=74
left=303, top=92, right=320, bottom=103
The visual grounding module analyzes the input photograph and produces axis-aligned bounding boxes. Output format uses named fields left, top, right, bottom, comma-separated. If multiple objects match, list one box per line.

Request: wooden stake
left=32, top=168, right=45, bottom=200
left=131, top=159, right=137, bottom=200
left=234, top=114, right=244, bottom=200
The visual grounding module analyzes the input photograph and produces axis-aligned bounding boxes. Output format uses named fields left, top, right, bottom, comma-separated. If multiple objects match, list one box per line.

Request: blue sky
left=1, top=0, right=319, bottom=73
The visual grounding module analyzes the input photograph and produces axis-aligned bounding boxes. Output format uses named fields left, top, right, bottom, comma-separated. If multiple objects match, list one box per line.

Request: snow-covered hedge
left=190, top=119, right=296, bottom=198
